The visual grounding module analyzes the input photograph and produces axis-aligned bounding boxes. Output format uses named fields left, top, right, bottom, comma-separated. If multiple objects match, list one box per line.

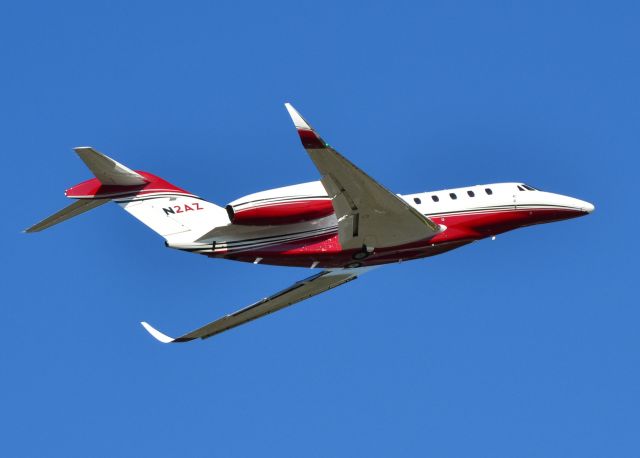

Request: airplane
left=26, top=103, right=594, bottom=344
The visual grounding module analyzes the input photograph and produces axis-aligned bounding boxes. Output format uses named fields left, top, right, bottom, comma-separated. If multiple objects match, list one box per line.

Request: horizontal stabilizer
left=74, top=147, right=148, bottom=186
left=24, top=198, right=109, bottom=233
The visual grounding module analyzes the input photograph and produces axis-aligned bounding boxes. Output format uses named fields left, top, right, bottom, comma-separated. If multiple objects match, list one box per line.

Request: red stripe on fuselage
left=208, top=206, right=588, bottom=268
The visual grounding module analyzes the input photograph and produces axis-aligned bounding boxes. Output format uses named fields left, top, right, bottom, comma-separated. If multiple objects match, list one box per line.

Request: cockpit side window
left=517, top=185, right=525, bottom=191
left=522, top=184, right=537, bottom=191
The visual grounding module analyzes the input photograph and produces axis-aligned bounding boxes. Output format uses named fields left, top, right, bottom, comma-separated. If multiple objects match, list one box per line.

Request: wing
left=284, top=103, right=442, bottom=252
left=141, top=267, right=374, bottom=343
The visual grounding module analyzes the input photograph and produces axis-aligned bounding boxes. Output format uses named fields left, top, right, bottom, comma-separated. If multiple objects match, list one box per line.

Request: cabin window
left=414, top=197, right=421, bottom=204
left=485, top=188, right=493, bottom=195
left=449, top=193, right=457, bottom=200
left=432, top=195, right=439, bottom=202
left=467, top=190, right=475, bottom=197
left=517, top=185, right=525, bottom=191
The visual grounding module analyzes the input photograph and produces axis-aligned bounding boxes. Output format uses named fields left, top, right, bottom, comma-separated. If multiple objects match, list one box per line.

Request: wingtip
left=284, top=102, right=311, bottom=130
left=73, top=146, right=94, bottom=153
left=284, top=103, right=327, bottom=148
left=73, top=146, right=98, bottom=159
left=140, top=321, right=175, bottom=343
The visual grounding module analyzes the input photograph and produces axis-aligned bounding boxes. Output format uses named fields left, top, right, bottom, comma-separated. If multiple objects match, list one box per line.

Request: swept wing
left=141, top=267, right=374, bottom=343
left=284, top=103, right=441, bottom=252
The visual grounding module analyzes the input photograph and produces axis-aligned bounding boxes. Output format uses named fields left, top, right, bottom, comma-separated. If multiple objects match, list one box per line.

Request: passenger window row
left=413, top=187, right=493, bottom=204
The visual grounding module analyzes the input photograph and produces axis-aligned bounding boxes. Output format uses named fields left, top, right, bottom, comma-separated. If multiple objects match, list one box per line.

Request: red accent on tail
left=65, top=171, right=192, bottom=199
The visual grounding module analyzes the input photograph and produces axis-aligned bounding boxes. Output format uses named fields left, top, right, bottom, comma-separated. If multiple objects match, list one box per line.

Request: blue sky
left=2, top=1, right=638, bottom=456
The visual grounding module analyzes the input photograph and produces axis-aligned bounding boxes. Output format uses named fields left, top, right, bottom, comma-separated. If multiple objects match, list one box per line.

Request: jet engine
left=226, top=198, right=334, bottom=225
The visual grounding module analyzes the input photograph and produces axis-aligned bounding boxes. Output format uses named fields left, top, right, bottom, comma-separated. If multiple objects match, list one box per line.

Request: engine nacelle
left=227, top=199, right=334, bottom=225
left=227, top=181, right=334, bottom=226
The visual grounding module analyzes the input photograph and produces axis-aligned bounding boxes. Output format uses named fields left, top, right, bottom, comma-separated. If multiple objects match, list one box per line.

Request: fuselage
left=182, top=181, right=593, bottom=269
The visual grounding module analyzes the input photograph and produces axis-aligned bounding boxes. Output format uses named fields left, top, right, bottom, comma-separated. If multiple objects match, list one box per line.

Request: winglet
left=140, top=321, right=176, bottom=343
left=284, top=103, right=327, bottom=149
left=284, top=103, right=312, bottom=129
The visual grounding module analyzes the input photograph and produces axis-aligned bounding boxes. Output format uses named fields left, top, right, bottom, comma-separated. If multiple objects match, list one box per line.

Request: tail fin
left=25, top=147, right=230, bottom=243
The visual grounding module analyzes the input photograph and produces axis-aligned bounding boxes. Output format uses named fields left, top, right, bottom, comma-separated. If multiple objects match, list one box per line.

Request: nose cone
left=555, top=194, right=595, bottom=215
left=582, top=201, right=595, bottom=214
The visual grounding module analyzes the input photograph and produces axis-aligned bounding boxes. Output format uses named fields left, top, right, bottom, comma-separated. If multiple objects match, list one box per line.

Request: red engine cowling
left=227, top=198, right=334, bottom=226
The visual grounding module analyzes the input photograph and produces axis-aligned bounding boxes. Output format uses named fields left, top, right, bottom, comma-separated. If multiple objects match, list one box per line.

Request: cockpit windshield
left=519, top=183, right=538, bottom=191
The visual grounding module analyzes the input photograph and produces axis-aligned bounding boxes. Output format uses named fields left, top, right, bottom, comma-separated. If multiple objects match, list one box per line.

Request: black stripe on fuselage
left=232, top=195, right=330, bottom=209
left=213, top=227, right=338, bottom=252
left=420, top=203, right=580, bottom=218
left=180, top=203, right=581, bottom=254
left=213, top=225, right=337, bottom=247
